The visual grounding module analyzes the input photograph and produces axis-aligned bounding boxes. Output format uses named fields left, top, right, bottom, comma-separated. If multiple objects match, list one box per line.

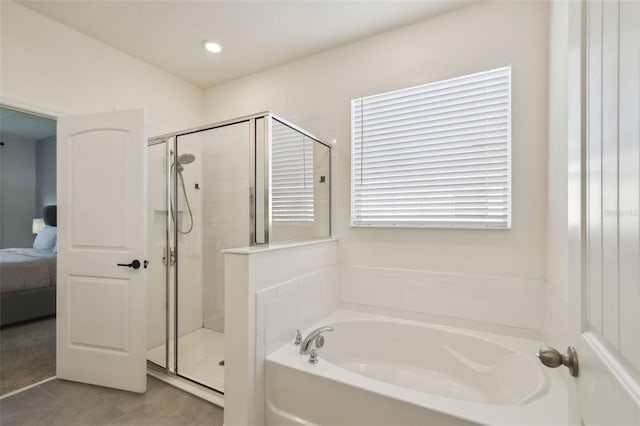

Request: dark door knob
left=117, top=259, right=141, bottom=270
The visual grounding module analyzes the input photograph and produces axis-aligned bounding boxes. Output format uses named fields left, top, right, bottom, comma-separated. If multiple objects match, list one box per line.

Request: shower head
left=171, top=152, right=196, bottom=172
left=178, top=153, right=195, bottom=165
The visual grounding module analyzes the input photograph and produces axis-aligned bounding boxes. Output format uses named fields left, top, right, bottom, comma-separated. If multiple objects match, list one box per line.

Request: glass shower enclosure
left=146, top=113, right=331, bottom=394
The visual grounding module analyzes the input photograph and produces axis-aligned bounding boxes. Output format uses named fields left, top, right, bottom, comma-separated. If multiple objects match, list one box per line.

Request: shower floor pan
left=147, top=327, right=225, bottom=392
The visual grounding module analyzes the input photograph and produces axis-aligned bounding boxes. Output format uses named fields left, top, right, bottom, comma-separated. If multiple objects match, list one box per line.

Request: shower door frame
left=146, top=136, right=172, bottom=376
left=146, top=112, right=330, bottom=394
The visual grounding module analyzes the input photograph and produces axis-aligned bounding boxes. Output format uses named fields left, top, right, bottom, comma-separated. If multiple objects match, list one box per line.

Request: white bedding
left=0, top=248, right=57, bottom=294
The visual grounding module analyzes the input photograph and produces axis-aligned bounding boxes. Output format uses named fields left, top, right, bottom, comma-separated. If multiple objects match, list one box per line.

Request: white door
left=567, top=0, right=640, bottom=424
left=57, top=109, right=148, bottom=393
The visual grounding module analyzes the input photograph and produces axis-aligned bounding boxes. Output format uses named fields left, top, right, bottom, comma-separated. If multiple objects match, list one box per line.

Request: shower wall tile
left=222, top=178, right=249, bottom=197
left=237, top=239, right=338, bottom=426
left=340, top=265, right=545, bottom=338
left=203, top=180, right=224, bottom=198
left=223, top=155, right=247, bottom=180
left=203, top=201, right=223, bottom=225
left=202, top=122, right=251, bottom=332
left=254, top=266, right=339, bottom=426
left=251, top=243, right=337, bottom=291
left=263, top=283, right=298, bottom=343
left=256, top=268, right=339, bottom=354
left=223, top=225, right=250, bottom=248
left=543, top=282, right=569, bottom=349
left=223, top=201, right=250, bottom=226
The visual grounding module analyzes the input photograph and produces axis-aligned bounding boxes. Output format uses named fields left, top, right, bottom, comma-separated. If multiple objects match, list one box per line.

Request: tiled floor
left=147, top=328, right=225, bottom=392
left=0, top=376, right=224, bottom=426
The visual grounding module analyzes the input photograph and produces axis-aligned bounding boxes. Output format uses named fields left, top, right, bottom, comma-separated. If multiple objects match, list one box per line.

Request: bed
left=0, top=205, right=57, bottom=326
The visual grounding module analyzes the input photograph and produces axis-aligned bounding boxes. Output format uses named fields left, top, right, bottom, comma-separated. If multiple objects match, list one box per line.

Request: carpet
left=0, top=316, right=56, bottom=396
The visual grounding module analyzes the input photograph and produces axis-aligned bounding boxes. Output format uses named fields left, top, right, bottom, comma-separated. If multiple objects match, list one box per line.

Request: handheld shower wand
left=170, top=152, right=195, bottom=234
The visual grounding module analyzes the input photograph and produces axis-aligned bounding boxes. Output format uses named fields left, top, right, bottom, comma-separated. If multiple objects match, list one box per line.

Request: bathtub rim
left=266, top=309, right=568, bottom=426
left=315, top=316, right=547, bottom=406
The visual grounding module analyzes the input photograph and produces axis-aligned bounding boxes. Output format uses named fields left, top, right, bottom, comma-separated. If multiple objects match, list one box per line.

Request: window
left=351, top=66, right=511, bottom=228
left=271, top=119, right=314, bottom=222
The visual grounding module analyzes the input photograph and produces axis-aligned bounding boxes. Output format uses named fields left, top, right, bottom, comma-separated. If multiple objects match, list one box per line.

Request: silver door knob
left=536, top=346, right=579, bottom=377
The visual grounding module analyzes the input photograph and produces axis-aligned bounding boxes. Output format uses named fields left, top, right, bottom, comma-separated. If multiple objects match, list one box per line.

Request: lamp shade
left=32, top=218, right=45, bottom=234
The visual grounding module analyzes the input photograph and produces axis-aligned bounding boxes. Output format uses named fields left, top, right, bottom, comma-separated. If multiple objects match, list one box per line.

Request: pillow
left=33, top=225, right=57, bottom=251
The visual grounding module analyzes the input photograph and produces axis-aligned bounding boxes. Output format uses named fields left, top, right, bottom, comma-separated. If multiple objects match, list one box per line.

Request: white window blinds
left=271, top=119, right=314, bottom=222
left=351, top=66, right=511, bottom=228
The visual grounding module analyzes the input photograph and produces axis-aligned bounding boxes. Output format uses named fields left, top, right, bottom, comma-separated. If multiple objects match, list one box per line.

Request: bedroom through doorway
left=0, top=106, right=57, bottom=396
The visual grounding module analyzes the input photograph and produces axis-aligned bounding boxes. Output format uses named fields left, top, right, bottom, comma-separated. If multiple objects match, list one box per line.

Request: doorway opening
left=0, top=105, right=57, bottom=396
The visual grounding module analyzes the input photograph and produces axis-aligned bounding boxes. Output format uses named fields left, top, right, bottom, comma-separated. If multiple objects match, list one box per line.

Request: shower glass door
left=174, top=121, right=251, bottom=392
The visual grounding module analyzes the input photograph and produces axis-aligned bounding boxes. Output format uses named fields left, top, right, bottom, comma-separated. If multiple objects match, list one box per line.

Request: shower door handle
left=117, top=259, right=141, bottom=270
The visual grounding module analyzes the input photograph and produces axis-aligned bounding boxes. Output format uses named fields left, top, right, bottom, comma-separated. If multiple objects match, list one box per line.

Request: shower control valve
left=162, top=247, right=176, bottom=266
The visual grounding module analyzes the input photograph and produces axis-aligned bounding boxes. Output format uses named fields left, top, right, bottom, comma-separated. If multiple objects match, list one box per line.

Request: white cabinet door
left=56, top=109, right=148, bottom=393
left=568, top=1, right=640, bottom=424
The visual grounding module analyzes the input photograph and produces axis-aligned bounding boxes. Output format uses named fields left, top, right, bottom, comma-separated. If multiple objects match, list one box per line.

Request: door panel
left=70, top=276, right=129, bottom=352
left=617, top=0, right=640, bottom=372
left=57, top=109, right=147, bottom=393
left=586, top=0, right=603, bottom=334
left=570, top=0, right=640, bottom=424
left=69, top=130, right=131, bottom=248
left=577, top=334, right=639, bottom=425
left=599, top=0, right=620, bottom=348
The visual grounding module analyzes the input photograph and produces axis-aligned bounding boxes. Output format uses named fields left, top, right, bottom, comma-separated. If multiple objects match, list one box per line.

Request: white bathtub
left=266, top=310, right=567, bottom=426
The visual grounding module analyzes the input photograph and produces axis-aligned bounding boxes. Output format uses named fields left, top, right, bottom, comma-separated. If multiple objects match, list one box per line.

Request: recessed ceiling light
left=203, top=40, right=222, bottom=53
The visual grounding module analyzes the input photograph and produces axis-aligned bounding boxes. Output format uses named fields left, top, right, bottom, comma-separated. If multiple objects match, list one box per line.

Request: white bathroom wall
left=0, top=0, right=204, bottom=136
left=205, top=0, right=549, bottom=281
left=224, top=240, right=338, bottom=426
left=35, top=135, right=57, bottom=215
left=544, top=0, right=570, bottom=348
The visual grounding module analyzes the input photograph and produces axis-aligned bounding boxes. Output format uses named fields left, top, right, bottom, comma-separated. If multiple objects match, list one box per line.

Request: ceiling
left=0, top=107, right=56, bottom=141
left=18, top=0, right=471, bottom=88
